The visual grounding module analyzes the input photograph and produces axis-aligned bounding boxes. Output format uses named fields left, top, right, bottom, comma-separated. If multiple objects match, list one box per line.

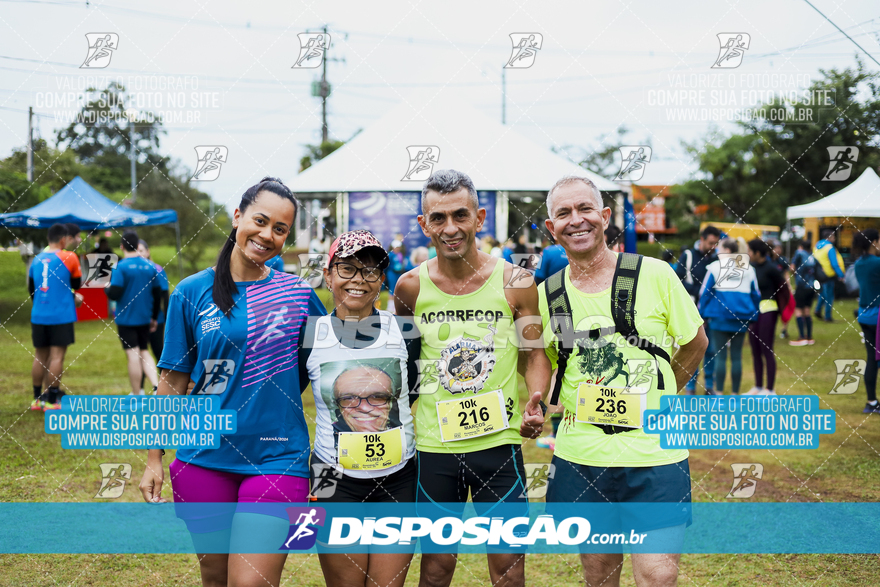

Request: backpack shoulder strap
left=611, top=253, right=641, bottom=339
left=610, top=253, right=671, bottom=390
left=544, top=269, right=574, bottom=406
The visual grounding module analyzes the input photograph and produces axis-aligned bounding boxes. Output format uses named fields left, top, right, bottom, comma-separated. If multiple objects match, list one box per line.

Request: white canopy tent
left=287, top=90, right=619, bottom=248
left=786, top=168, right=880, bottom=220
left=288, top=90, right=619, bottom=194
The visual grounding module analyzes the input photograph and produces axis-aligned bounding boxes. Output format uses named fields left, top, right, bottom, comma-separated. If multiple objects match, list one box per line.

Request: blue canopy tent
left=0, top=176, right=182, bottom=278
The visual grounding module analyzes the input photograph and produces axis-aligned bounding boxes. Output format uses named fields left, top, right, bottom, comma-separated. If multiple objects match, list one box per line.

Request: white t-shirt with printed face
left=306, top=310, right=416, bottom=479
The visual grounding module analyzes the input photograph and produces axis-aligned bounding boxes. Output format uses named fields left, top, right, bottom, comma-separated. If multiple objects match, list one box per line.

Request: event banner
left=1, top=503, right=878, bottom=554
left=348, top=191, right=496, bottom=252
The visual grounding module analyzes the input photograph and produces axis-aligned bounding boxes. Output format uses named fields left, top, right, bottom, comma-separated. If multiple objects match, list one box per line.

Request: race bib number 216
left=436, top=389, right=509, bottom=442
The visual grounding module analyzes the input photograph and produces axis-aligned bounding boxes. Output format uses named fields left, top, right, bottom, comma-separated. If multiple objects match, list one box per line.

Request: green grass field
left=1, top=251, right=878, bottom=585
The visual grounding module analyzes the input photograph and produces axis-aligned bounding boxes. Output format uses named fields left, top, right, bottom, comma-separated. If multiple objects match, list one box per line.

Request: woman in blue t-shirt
left=138, top=177, right=326, bottom=587
left=854, top=229, right=880, bottom=414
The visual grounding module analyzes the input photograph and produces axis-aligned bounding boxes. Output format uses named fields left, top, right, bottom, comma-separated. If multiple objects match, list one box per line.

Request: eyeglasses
left=332, top=262, right=383, bottom=282
left=336, top=393, right=393, bottom=409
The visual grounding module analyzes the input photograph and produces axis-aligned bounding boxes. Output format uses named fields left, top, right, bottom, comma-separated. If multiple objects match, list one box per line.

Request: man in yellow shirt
left=537, top=176, right=707, bottom=587
left=813, top=228, right=845, bottom=322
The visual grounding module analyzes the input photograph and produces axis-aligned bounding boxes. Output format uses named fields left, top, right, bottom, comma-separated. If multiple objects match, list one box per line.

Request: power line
left=800, top=0, right=880, bottom=68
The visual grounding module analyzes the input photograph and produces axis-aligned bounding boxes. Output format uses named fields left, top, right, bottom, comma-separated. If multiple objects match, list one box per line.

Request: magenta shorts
left=169, top=458, right=309, bottom=533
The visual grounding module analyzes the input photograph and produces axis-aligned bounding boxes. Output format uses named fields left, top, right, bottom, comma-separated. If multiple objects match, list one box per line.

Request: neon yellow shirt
left=414, top=259, right=522, bottom=453
left=539, top=256, right=703, bottom=467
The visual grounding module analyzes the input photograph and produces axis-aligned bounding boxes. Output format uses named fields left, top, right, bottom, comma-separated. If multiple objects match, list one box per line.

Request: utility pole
left=320, top=24, right=329, bottom=143
left=129, top=116, right=136, bottom=202
left=27, top=106, right=34, bottom=181
left=501, top=67, right=506, bottom=125
left=313, top=25, right=344, bottom=144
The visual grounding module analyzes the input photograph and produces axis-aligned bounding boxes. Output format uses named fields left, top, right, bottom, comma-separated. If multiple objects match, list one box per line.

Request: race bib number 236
left=575, top=384, right=646, bottom=429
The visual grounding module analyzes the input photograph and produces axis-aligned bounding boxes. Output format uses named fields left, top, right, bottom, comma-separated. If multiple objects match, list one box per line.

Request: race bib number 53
left=575, top=384, right=647, bottom=429
left=436, top=389, right=509, bottom=442
left=337, top=427, right=404, bottom=471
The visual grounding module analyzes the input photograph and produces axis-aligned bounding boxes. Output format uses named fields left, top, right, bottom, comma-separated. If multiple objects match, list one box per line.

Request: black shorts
left=794, top=286, right=816, bottom=309
left=416, top=444, right=528, bottom=514
left=309, top=454, right=417, bottom=503
left=31, top=322, right=75, bottom=348
left=149, top=327, right=164, bottom=359
left=118, top=324, right=150, bottom=350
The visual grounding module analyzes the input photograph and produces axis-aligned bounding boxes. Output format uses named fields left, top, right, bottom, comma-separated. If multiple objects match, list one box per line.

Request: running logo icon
left=281, top=507, right=326, bottom=550
left=81, top=33, right=119, bottom=69
left=310, top=464, right=342, bottom=498
left=293, top=33, right=330, bottom=69
left=716, top=253, right=749, bottom=289
left=298, top=253, right=327, bottom=288
left=198, top=360, right=235, bottom=394
left=829, top=359, right=866, bottom=395
left=505, top=33, right=543, bottom=69
left=95, top=463, right=131, bottom=498
left=191, top=146, right=228, bottom=181
left=615, top=146, right=652, bottom=181
left=520, top=463, right=555, bottom=499
left=506, top=254, right=541, bottom=289
left=402, top=146, right=440, bottom=182
left=413, top=360, right=441, bottom=395
left=625, top=359, right=656, bottom=393
left=823, top=147, right=859, bottom=181
left=82, top=253, right=118, bottom=288
left=727, top=463, right=763, bottom=498
left=711, top=33, right=750, bottom=69
left=253, top=307, right=290, bottom=351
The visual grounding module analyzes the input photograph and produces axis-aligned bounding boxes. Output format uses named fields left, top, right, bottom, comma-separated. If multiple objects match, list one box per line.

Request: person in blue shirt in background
left=28, top=223, right=83, bottom=410
left=405, top=246, right=429, bottom=272
left=384, top=239, right=406, bottom=311
left=501, top=238, right=515, bottom=263
left=137, top=239, right=170, bottom=394
left=138, top=177, right=325, bottom=587
left=699, top=239, right=761, bottom=395
left=533, top=240, right=568, bottom=285
left=106, top=231, right=162, bottom=396
left=677, top=225, right=721, bottom=394
left=853, top=229, right=880, bottom=414
left=813, top=228, right=845, bottom=322
left=265, top=253, right=285, bottom=273
left=790, top=240, right=818, bottom=346
left=662, top=249, right=678, bottom=272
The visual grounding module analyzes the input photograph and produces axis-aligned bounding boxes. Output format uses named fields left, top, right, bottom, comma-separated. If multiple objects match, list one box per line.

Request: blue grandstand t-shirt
left=110, top=256, right=159, bottom=326
left=534, top=244, right=569, bottom=283
left=158, top=268, right=326, bottom=477
left=150, top=260, right=170, bottom=324
left=29, top=249, right=81, bottom=325
left=265, top=255, right=285, bottom=273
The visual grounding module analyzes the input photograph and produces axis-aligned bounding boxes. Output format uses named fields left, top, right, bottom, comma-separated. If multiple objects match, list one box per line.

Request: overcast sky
left=1, top=0, right=878, bottom=214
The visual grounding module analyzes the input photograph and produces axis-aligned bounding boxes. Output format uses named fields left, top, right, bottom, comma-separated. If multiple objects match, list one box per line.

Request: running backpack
left=796, top=255, right=817, bottom=285
left=544, top=253, right=672, bottom=435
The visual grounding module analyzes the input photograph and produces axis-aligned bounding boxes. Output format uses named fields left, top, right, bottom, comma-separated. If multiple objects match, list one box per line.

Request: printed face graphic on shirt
left=321, top=358, right=402, bottom=434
